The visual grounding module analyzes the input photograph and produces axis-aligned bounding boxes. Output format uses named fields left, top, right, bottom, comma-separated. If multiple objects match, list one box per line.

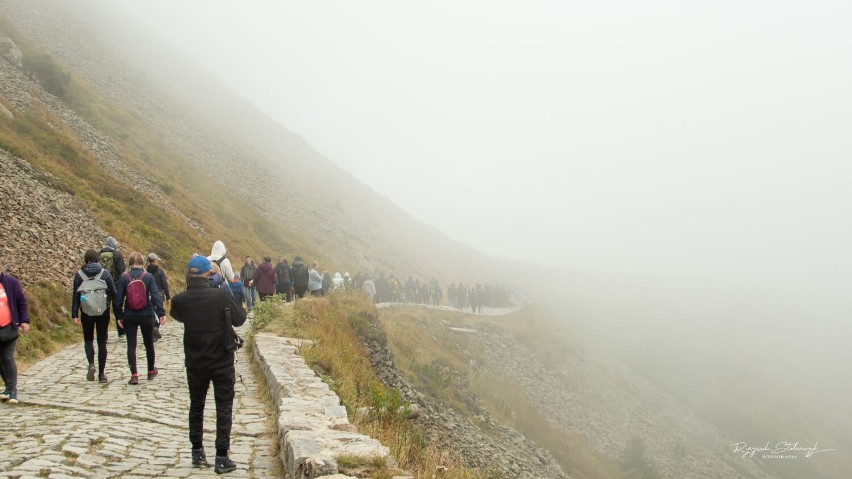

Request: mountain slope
left=0, top=0, right=504, bottom=285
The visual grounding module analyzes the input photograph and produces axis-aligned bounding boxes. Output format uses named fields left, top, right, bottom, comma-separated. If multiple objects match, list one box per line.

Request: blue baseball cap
left=187, top=255, right=211, bottom=274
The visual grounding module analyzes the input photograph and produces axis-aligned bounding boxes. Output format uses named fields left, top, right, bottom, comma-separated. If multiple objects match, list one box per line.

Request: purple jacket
left=0, top=273, right=29, bottom=329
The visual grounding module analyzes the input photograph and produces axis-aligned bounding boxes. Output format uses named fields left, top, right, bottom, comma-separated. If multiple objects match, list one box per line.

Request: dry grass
left=379, top=305, right=632, bottom=479
left=252, top=293, right=491, bottom=479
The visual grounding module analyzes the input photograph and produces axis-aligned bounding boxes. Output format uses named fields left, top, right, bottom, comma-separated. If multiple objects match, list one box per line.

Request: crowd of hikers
left=0, top=235, right=517, bottom=474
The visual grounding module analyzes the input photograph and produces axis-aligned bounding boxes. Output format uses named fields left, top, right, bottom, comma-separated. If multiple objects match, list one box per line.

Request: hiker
left=0, top=259, right=30, bottom=405
left=274, top=257, right=292, bottom=302
left=321, top=268, right=331, bottom=295
left=170, top=255, right=247, bottom=474
left=331, top=272, right=344, bottom=292
left=116, top=252, right=166, bottom=385
left=362, top=275, right=376, bottom=303
left=291, top=256, right=309, bottom=299
left=308, top=262, right=324, bottom=297
left=343, top=272, right=352, bottom=291
left=448, top=284, right=457, bottom=308
left=72, top=249, right=118, bottom=383
left=207, top=240, right=235, bottom=283
left=100, top=236, right=127, bottom=338
left=240, top=256, right=257, bottom=310
left=254, top=256, right=277, bottom=302
left=146, top=253, right=170, bottom=342
left=209, top=262, right=226, bottom=289
left=229, top=273, right=246, bottom=308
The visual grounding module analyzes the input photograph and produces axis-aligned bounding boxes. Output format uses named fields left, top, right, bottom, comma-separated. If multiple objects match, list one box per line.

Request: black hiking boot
left=192, top=447, right=207, bottom=466
left=214, top=456, right=236, bottom=474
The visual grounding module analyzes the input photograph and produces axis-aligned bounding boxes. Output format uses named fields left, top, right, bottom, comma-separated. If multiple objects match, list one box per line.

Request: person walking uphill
left=240, top=256, right=257, bottom=310
left=72, top=249, right=118, bottom=383
left=253, top=256, right=277, bottom=301
left=146, top=253, right=170, bottom=342
left=291, top=256, right=309, bottom=299
left=100, top=236, right=126, bottom=338
left=170, top=255, right=246, bottom=474
left=207, top=240, right=235, bottom=282
left=308, top=262, right=324, bottom=297
left=116, top=252, right=166, bottom=385
left=0, top=260, right=30, bottom=405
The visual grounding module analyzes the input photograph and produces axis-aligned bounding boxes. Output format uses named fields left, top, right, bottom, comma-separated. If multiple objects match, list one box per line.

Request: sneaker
left=147, top=368, right=158, bottom=381
left=191, top=447, right=207, bottom=466
left=7, top=392, right=18, bottom=404
left=99, top=374, right=108, bottom=384
left=128, top=375, right=139, bottom=385
left=87, top=363, right=96, bottom=381
left=0, top=389, right=9, bottom=400
left=152, top=327, right=162, bottom=342
left=214, top=456, right=236, bottom=474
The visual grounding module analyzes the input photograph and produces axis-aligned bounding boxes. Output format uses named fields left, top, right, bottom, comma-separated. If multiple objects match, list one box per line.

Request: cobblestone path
left=0, top=320, right=282, bottom=479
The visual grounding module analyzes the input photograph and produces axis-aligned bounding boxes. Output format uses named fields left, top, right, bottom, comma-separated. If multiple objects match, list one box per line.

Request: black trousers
left=123, top=315, right=155, bottom=375
left=81, top=311, right=110, bottom=375
left=187, top=366, right=235, bottom=454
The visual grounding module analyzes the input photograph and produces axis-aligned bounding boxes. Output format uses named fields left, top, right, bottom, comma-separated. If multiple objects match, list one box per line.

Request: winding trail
left=0, top=319, right=280, bottom=479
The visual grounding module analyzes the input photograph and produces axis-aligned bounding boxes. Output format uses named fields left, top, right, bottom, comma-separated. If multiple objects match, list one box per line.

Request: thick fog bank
left=533, top=271, right=851, bottom=475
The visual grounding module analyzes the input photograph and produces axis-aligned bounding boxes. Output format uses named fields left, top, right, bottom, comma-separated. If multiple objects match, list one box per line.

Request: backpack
left=293, top=264, right=309, bottom=288
left=100, top=249, right=117, bottom=278
left=123, top=271, right=149, bottom=311
left=77, top=269, right=108, bottom=316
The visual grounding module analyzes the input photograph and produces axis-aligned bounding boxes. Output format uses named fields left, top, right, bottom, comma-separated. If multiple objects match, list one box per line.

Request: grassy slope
left=0, top=16, right=325, bottom=366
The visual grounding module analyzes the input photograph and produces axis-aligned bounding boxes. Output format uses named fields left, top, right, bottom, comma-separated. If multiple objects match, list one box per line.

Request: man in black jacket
left=170, top=255, right=246, bottom=474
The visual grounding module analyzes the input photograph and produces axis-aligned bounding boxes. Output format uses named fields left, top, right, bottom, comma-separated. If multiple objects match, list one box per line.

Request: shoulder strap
left=94, top=269, right=104, bottom=281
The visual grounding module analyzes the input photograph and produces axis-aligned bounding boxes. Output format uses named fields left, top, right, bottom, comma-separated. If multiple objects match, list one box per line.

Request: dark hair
left=84, top=249, right=100, bottom=264
left=263, top=255, right=272, bottom=263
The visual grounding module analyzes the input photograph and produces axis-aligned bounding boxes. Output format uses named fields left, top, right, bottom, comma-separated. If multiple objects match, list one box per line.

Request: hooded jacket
left=116, top=268, right=166, bottom=319
left=71, top=262, right=119, bottom=318
left=99, top=236, right=126, bottom=277
left=0, top=273, right=29, bottom=329
left=308, top=268, right=324, bottom=291
left=145, top=264, right=170, bottom=301
left=292, top=259, right=309, bottom=288
left=254, top=260, right=277, bottom=294
left=207, top=241, right=234, bottom=282
left=170, top=277, right=247, bottom=370
left=274, top=262, right=291, bottom=293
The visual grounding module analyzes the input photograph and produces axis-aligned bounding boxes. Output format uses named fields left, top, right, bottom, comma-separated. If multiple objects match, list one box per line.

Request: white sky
left=114, top=1, right=851, bottom=300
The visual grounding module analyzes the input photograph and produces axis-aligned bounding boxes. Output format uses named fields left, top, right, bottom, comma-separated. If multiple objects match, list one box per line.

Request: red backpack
left=123, top=271, right=149, bottom=311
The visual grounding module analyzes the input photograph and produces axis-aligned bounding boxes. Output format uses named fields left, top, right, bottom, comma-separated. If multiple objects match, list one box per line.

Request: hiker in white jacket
left=207, top=241, right=234, bottom=282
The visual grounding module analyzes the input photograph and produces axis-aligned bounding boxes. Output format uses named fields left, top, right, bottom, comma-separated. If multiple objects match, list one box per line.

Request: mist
left=91, top=1, right=851, bottom=475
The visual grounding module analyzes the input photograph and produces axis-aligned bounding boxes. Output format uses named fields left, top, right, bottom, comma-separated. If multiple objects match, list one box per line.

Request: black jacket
left=170, top=277, right=247, bottom=370
left=292, top=260, right=309, bottom=288
left=146, top=264, right=170, bottom=301
left=274, top=262, right=291, bottom=293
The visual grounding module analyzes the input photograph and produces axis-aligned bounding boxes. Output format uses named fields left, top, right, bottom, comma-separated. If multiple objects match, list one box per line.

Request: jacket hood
left=333, top=273, right=342, bottom=280
left=293, top=259, right=305, bottom=267
left=82, top=262, right=104, bottom=276
left=105, top=236, right=119, bottom=249
left=210, top=240, right=226, bottom=259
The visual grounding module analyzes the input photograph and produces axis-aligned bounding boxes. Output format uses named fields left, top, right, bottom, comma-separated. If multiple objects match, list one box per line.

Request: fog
left=104, top=2, right=851, bottom=472
left=112, top=0, right=851, bottom=301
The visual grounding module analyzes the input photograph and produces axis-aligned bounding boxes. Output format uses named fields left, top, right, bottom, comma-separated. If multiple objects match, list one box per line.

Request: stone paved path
left=0, top=319, right=282, bottom=479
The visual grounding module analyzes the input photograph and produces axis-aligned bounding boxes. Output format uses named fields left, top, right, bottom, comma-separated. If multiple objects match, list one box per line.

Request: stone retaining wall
left=252, top=333, right=390, bottom=479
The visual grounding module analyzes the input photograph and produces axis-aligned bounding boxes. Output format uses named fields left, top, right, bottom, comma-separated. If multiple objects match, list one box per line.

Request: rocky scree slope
left=0, top=30, right=206, bottom=286
left=357, top=313, right=567, bottom=479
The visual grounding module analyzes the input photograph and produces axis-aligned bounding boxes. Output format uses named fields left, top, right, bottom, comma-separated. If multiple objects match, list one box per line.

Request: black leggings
left=123, top=315, right=155, bottom=375
left=81, top=312, right=110, bottom=375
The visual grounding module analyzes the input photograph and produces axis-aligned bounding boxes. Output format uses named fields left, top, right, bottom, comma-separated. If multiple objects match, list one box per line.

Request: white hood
left=209, top=240, right=226, bottom=260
